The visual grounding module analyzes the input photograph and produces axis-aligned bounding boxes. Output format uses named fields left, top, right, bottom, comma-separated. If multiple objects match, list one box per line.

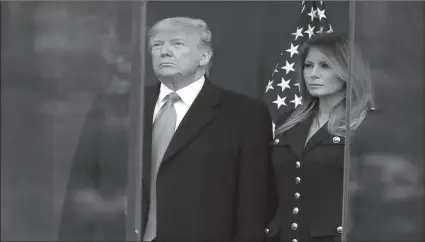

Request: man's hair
left=148, top=17, right=213, bottom=77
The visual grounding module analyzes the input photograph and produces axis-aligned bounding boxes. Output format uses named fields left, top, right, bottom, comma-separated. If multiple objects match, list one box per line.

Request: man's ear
left=200, top=49, right=212, bottom=67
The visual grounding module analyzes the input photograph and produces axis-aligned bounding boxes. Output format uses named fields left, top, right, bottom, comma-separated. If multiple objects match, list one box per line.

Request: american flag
left=263, top=1, right=333, bottom=133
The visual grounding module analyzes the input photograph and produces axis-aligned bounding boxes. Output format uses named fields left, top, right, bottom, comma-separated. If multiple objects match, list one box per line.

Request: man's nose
left=160, top=43, right=171, bottom=56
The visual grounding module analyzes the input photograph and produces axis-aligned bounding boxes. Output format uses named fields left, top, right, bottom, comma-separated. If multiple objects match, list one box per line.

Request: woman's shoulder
left=355, top=108, right=383, bottom=134
left=351, top=108, right=385, bottom=153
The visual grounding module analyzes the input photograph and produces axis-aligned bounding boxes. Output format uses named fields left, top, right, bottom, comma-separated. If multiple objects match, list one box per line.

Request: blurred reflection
left=351, top=152, right=424, bottom=241
left=65, top=188, right=127, bottom=222
left=347, top=1, right=424, bottom=241
left=362, top=154, right=422, bottom=201
left=58, top=91, right=131, bottom=241
left=1, top=2, right=136, bottom=241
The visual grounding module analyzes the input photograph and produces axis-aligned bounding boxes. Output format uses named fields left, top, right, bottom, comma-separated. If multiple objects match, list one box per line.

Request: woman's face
left=303, top=47, right=345, bottom=97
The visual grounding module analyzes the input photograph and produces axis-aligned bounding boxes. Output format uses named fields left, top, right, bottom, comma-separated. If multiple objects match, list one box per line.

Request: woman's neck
left=317, top=91, right=345, bottom=118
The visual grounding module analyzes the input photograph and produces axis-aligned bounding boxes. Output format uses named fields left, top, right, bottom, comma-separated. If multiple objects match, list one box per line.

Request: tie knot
left=165, top=92, right=180, bottom=104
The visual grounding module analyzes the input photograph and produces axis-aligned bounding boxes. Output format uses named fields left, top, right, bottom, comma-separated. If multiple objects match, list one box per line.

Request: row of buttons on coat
left=292, top=158, right=301, bottom=241
left=273, top=136, right=341, bottom=144
left=267, top=136, right=342, bottom=241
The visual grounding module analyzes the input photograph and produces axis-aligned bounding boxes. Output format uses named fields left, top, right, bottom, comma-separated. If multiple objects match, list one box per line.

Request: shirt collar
left=157, top=75, right=205, bottom=107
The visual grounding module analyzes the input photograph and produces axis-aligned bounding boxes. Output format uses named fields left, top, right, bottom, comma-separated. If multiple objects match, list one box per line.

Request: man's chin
left=155, top=71, right=180, bottom=79
left=156, top=68, right=178, bottom=74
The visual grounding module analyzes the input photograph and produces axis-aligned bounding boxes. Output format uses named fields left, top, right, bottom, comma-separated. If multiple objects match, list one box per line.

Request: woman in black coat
left=267, top=33, right=374, bottom=242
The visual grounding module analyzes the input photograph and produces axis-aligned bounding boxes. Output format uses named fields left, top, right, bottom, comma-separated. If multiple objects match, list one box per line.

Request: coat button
left=265, top=228, right=270, bottom=234
left=295, top=161, right=301, bottom=168
left=295, top=177, right=301, bottom=184
left=291, top=223, right=298, bottom=230
left=292, top=239, right=298, bottom=242
left=292, top=207, right=299, bottom=214
left=337, top=226, right=343, bottom=234
left=332, top=136, right=341, bottom=143
left=294, top=192, right=300, bottom=199
left=274, top=138, right=280, bottom=144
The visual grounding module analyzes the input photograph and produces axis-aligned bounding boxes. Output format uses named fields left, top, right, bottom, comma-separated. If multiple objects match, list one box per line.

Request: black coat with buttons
left=267, top=112, right=345, bottom=242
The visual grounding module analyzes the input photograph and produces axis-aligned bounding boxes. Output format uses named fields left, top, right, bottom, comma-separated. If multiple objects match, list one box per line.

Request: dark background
left=144, top=1, right=350, bottom=97
left=1, top=1, right=423, bottom=241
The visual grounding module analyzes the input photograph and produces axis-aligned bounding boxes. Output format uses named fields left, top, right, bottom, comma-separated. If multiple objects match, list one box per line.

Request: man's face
left=150, top=25, right=205, bottom=81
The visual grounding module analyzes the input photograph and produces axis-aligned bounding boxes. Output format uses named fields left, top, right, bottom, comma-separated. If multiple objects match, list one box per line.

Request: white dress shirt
left=152, top=76, right=205, bottom=130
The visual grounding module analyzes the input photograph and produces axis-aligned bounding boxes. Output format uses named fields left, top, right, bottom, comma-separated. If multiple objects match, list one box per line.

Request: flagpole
left=126, top=0, right=147, bottom=241
left=342, top=0, right=356, bottom=241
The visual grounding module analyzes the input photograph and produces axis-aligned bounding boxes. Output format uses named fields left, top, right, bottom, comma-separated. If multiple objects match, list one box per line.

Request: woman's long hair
left=275, top=33, right=373, bottom=137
